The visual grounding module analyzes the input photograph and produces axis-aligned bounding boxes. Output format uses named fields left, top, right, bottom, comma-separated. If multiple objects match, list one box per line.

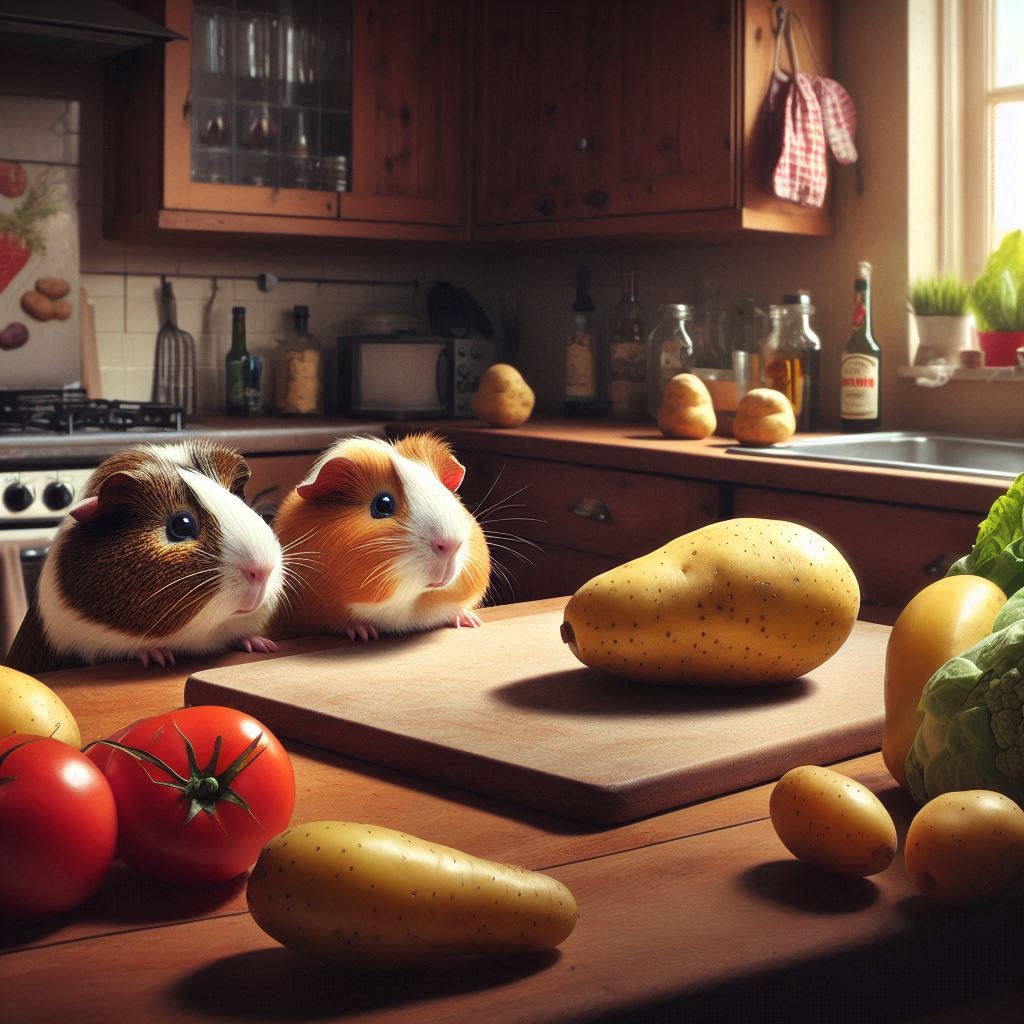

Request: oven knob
left=3, top=482, right=34, bottom=513
left=43, top=481, right=75, bottom=511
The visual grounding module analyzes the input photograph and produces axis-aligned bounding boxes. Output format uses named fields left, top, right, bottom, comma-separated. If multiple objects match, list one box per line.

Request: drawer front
left=484, top=545, right=619, bottom=607
left=458, top=452, right=720, bottom=561
left=732, top=487, right=983, bottom=610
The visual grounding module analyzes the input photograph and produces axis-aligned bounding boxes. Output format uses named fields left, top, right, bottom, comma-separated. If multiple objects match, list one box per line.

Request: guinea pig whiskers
left=143, top=575, right=220, bottom=636
left=482, top=539, right=536, bottom=566
left=280, top=527, right=320, bottom=553
left=466, top=462, right=508, bottom=517
left=472, top=481, right=531, bottom=520
left=145, top=565, right=222, bottom=600
left=482, top=528, right=543, bottom=553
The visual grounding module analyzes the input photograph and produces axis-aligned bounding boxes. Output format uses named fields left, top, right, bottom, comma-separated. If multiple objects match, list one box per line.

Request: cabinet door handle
left=572, top=498, right=612, bottom=523
left=923, top=553, right=960, bottom=576
left=576, top=137, right=589, bottom=151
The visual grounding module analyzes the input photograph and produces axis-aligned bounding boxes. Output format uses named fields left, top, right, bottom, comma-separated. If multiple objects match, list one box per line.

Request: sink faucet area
left=728, top=432, right=1024, bottom=480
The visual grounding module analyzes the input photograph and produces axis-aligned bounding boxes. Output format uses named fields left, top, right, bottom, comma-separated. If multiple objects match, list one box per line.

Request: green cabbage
left=946, top=471, right=1024, bottom=596
left=905, top=606, right=1024, bottom=806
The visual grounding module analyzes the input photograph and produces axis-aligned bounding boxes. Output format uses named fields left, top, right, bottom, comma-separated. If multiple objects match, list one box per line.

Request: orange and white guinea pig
left=5, top=439, right=284, bottom=675
left=271, top=433, right=490, bottom=641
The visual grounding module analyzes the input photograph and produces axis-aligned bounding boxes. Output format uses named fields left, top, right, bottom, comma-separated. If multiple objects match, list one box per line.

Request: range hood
left=0, top=1, right=182, bottom=60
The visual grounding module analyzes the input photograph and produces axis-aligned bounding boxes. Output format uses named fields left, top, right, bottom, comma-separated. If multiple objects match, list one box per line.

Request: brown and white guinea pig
left=4, top=439, right=285, bottom=675
left=270, top=433, right=490, bottom=641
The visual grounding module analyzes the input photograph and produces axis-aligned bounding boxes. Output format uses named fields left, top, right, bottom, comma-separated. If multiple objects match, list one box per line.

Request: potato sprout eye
left=166, top=511, right=199, bottom=542
left=370, top=492, right=396, bottom=519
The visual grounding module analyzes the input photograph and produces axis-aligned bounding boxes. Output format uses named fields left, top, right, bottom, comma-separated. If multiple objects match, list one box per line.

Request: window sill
left=897, top=365, right=1024, bottom=384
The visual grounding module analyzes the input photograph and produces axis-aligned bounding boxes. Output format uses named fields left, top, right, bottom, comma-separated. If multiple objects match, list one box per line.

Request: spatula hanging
left=152, top=278, right=196, bottom=416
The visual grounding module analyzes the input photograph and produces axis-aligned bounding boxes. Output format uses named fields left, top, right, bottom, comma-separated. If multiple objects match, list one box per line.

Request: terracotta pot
left=977, top=330, right=1024, bottom=367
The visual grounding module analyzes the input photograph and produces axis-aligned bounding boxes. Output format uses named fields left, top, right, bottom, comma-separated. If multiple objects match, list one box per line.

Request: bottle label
left=566, top=330, right=597, bottom=399
left=840, top=353, right=879, bottom=418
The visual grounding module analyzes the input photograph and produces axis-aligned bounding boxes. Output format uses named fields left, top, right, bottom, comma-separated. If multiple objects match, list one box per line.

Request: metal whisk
left=152, top=279, right=197, bottom=417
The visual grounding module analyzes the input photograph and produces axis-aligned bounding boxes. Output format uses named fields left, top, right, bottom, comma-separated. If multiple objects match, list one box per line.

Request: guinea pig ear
left=69, top=471, right=136, bottom=522
left=439, top=455, right=466, bottom=493
left=296, top=456, right=359, bottom=501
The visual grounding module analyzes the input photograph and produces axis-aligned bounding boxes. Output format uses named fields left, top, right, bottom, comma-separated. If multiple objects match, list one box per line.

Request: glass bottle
left=565, top=265, right=599, bottom=416
left=225, top=306, right=263, bottom=416
left=646, top=304, right=696, bottom=419
left=607, top=270, right=648, bottom=419
left=273, top=305, right=323, bottom=415
left=840, top=261, right=882, bottom=432
left=763, top=291, right=822, bottom=432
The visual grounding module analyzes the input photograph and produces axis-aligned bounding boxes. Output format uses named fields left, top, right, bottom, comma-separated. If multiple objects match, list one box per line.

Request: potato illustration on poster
left=0, top=97, right=80, bottom=387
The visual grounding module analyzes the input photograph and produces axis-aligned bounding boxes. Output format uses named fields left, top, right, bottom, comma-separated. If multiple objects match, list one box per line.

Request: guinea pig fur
left=270, top=433, right=490, bottom=640
left=5, top=440, right=284, bottom=674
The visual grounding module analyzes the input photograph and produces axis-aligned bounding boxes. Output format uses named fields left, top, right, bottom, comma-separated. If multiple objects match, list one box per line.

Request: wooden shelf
left=897, top=365, right=1024, bottom=384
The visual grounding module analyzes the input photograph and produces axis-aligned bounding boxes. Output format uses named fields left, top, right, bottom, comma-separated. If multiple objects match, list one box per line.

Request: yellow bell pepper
left=882, top=574, right=1007, bottom=787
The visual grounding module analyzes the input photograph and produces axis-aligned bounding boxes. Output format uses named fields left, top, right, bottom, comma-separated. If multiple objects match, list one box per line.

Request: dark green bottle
left=225, top=306, right=262, bottom=416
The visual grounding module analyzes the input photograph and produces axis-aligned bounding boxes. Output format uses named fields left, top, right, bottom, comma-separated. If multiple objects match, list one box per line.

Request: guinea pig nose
left=241, top=563, right=271, bottom=585
left=431, top=537, right=462, bottom=556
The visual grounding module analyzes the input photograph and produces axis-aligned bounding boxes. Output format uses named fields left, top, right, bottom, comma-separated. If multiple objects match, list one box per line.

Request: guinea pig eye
left=166, top=511, right=199, bottom=542
left=370, top=492, right=396, bottom=519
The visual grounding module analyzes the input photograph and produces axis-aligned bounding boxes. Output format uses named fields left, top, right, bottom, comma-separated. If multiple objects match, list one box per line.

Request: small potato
left=770, top=765, right=897, bottom=876
left=52, top=299, right=72, bottom=320
left=20, top=290, right=56, bottom=322
left=733, top=388, right=796, bottom=446
left=657, top=373, right=716, bottom=440
left=0, top=321, right=29, bottom=350
left=0, top=664, right=81, bottom=748
left=34, top=277, right=71, bottom=301
left=904, top=790, right=1024, bottom=907
left=471, top=363, right=536, bottom=428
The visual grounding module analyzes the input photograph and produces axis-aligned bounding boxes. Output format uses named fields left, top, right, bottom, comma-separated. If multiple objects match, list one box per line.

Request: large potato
left=733, top=388, right=796, bottom=445
left=657, top=373, right=716, bottom=439
left=247, top=821, right=579, bottom=966
left=770, top=765, right=897, bottom=876
left=0, top=664, right=81, bottom=747
left=560, top=517, right=860, bottom=685
left=471, top=363, right=535, bottom=428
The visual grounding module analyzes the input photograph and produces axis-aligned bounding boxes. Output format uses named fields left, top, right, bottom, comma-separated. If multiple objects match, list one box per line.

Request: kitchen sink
left=728, top=431, right=1024, bottom=480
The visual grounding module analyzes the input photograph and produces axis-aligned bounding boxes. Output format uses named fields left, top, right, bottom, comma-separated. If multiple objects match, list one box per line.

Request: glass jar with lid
left=273, top=305, right=324, bottom=415
left=762, top=291, right=822, bottom=431
left=646, top=303, right=697, bottom=419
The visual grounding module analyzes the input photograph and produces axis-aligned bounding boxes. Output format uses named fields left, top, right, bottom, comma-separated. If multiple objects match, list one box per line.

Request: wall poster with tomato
left=0, top=96, right=80, bottom=388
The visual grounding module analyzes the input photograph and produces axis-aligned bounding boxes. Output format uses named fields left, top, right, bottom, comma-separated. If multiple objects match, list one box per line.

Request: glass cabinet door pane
left=189, top=0, right=352, bottom=192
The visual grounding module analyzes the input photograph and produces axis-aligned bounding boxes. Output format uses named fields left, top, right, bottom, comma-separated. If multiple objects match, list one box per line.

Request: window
left=963, top=0, right=1024, bottom=272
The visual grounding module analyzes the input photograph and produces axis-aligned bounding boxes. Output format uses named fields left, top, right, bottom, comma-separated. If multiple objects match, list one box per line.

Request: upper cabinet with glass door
left=169, top=0, right=349, bottom=219
left=104, top=0, right=469, bottom=240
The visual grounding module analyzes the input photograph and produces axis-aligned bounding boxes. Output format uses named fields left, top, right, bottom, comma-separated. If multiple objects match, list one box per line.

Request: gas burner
left=0, top=389, right=184, bottom=435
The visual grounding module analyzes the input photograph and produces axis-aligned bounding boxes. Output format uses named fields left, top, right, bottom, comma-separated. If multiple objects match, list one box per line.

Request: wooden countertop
left=2, top=599, right=1021, bottom=1022
left=398, top=418, right=1011, bottom=514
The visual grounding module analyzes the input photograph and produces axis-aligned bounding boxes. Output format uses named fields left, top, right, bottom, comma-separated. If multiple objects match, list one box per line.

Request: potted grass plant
left=907, top=274, right=973, bottom=366
left=969, top=229, right=1024, bottom=367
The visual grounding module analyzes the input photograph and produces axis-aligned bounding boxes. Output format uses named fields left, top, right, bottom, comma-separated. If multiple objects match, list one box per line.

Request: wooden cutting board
left=184, top=610, right=890, bottom=825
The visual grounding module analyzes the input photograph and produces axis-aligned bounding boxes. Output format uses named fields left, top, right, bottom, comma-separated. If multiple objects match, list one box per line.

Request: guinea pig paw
left=138, top=647, right=175, bottom=669
left=236, top=635, right=279, bottom=654
left=345, top=623, right=380, bottom=643
left=452, top=609, right=484, bottom=629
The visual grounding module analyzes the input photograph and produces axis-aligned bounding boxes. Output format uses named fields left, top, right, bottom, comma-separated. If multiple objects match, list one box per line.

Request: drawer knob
left=572, top=498, right=612, bottom=523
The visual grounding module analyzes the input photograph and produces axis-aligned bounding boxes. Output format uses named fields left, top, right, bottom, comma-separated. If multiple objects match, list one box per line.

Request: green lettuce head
left=947, top=471, right=1024, bottom=596
left=905, top=616, right=1024, bottom=806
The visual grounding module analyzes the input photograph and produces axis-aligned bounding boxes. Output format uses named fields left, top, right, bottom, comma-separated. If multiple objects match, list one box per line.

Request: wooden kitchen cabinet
left=732, top=487, right=982, bottom=617
left=472, top=0, right=834, bottom=241
left=458, top=449, right=721, bottom=604
left=105, top=0, right=468, bottom=242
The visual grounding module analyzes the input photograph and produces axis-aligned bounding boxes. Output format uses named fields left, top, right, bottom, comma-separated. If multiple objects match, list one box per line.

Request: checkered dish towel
left=814, top=76, right=858, bottom=165
left=772, top=71, right=828, bottom=208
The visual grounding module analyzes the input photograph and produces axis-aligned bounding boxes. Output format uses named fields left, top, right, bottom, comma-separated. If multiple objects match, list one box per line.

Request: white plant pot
left=911, top=315, right=974, bottom=366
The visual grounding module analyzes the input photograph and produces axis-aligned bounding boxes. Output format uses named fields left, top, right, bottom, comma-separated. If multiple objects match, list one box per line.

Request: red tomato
left=0, top=735, right=118, bottom=919
left=88, top=706, right=295, bottom=886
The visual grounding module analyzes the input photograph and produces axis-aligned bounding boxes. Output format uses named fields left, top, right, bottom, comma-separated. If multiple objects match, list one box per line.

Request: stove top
left=0, top=389, right=185, bottom=435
